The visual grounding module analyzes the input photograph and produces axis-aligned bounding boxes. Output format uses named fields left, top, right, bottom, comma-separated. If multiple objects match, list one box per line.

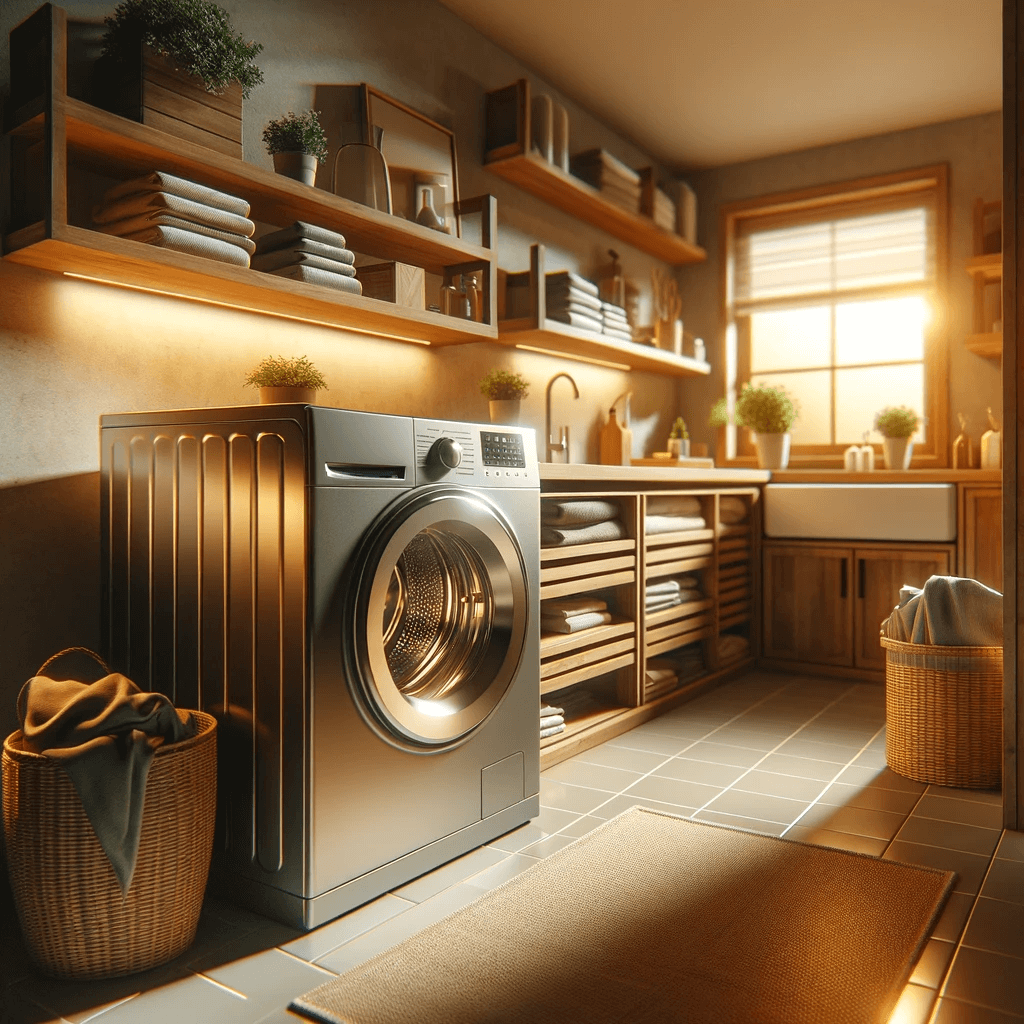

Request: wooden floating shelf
left=965, top=331, right=1002, bottom=359
left=486, top=150, right=706, bottom=265
left=965, top=253, right=1001, bottom=281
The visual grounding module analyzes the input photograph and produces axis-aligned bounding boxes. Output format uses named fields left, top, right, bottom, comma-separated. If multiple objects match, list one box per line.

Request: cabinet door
left=762, top=545, right=853, bottom=666
left=853, top=547, right=953, bottom=672
left=961, top=487, right=1002, bottom=592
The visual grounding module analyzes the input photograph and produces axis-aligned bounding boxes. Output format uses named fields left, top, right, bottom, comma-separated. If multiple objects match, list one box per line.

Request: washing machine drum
left=349, top=488, right=528, bottom=747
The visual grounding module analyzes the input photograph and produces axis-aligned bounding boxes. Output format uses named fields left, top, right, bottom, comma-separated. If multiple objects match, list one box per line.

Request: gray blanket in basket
left=17, top=673, right=194, bottom=894
left=880, top=575, right=1003, bottom=647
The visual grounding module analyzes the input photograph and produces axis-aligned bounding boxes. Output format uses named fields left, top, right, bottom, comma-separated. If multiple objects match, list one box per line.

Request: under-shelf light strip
left=513, top=343, right=631, bottom=372
left=61, top=273, right=433, bottom=346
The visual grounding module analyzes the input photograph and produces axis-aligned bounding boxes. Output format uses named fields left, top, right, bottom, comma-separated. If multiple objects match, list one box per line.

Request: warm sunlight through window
left=723, top=166, right=948, bottom=465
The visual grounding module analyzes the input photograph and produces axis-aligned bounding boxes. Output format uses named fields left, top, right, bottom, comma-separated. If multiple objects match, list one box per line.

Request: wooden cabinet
left=762, top=540, right=953, bottom=681
left=960, top=486, right=1002, bottom=591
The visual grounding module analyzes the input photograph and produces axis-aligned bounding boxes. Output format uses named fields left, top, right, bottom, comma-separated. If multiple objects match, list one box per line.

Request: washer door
left=349, top=488, right=528, bottom=747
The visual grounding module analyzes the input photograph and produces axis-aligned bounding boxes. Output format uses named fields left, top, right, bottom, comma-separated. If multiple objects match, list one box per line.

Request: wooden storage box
left=355, top=261, right=426, bottom=308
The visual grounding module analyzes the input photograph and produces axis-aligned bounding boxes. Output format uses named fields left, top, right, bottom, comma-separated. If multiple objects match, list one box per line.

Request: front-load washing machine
left=99, top=404, right=540, bottom=929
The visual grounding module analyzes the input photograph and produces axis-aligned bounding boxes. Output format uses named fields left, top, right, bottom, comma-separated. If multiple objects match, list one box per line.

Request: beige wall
left=676, top=112, right=1003, bottom=455
left=0, top=0, right=684, bottom=740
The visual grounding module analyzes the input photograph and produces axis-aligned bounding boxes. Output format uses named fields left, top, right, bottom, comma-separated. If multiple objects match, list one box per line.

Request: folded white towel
left=646, top=576, right=699, bottom=597
left=102, top=171, right=251, bottom=216
left=646, top=589, right=701, bottom=612
left=540, top=704, right=564, bottom=718
left=540, top=722, right=566, bottom=739
left=542, top=597, right=608, bottom=619
left=93, top=190, right=255, bottom=237
left=720, top=496, right=749, bottom=524
left=542, top=499, right=620, bottom=526
left=541, top=520, right=626, bottom=547
left=645, top=514, right=707, bottom=535
left=880, top=575, right=1002, bottom=646
left=539, top=714, right=565, bottom=729
left=98, top=211, right=257, bottom=254
left=116, top=224, right=251, bottom=266
left=541, top=611, right=613, bottom=634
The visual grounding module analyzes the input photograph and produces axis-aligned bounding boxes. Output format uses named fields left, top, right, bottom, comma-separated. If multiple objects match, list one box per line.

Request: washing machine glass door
left=354, top=489, right=528, bottom=746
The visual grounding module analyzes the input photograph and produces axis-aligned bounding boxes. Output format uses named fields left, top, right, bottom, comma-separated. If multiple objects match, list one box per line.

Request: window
left=720, top=166, right=948, bottom=466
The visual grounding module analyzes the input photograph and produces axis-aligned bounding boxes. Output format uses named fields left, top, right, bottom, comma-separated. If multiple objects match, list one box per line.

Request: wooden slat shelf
left=965, top=331, right=1002, bottom=359
left=965, top=252, right=1001, bottom=281
left=540, top=650, right=635, bottom=695
left=540, top=537, right=634, bottom=562
left=541, top=635, right=636, bottom=681
left=539, top=619, right=635, bottom=658
left=540, top=552, right=635, bottom=585
left=645, top=528, right=715, bottom=547
left=539, top=569, right=635, bottom=602
left=485, top=150, right=706, bottom=265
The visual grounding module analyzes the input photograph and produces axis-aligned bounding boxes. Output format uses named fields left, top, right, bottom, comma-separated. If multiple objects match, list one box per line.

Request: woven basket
left=881, top=636, right=1002, bottom=789
left=2, top=650, right=217, bottom=979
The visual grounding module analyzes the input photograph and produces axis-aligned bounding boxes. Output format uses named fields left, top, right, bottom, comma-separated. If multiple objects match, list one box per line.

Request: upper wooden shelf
left=966, top=252, right=1001, bottom=281
left=965, top=331, right=1002, bottom=359
left=486, top=151, right=706, bottom=265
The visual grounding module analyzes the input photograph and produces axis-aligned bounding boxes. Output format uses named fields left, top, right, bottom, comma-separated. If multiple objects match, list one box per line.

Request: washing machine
left=99, top=404, right=540, bottom=929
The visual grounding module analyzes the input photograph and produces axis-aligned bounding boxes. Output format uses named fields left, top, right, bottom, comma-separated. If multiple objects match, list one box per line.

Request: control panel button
left=429, top=436, right=463, bottom=470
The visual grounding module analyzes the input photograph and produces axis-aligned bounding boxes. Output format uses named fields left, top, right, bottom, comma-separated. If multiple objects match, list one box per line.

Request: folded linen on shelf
left=541, top=596, right=609, bottom=619
left=542, top=499, right=620, bottom=526
left=115, top=224, right=252, bottom=266
left=645, top=590, right=701, bottom=613
left=548, top=310, right=605, bottom=333
left=719, top=634, right=751, bottom=661
left=254, top=237, right=356, bottom=265
left=102, top=171, right=252, bottom=216
left=98, top=211, right=257, bottom=255
left=601, top=300, right=628, bottom=319
left=546, top=300, right=606, bottom=321
left=541, top=519, right=626, bottom=547
left=268, top=265, right=364, bottom=294
left=546, top=286, right=603, bottom=312
left=880, top=575, right=1003, bottom=646
left=257, top=220, right=348, bottom=251
left=646, top=576, right=699, bottom=597
left=540, top=722, right=566, bottom=739
left=538, top=714, right=565, bottom=730
left=540, top=704, right=565, bottom=719
left=645, top=514, right=707, bottom=535
left=720, top=496, right=749, bottom=524
left=540, top=611, right=613, bottom=634
left=252, top=248, right=358, bottom=276
left=93, top=190, right=256, bottom=237
left=602, top=328, right=633, bottom=343
left=545, top=270, right=600, bottom=296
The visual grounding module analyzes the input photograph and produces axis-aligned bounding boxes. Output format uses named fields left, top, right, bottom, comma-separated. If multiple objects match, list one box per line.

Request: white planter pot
left=882, top=437, right=914, bottom=470
left=489, top=399, right=521, bottom=425
left=273, top=152, right=318, bottom=187
left=259, top=386, right=318, bottom=404
left=754, top=432, right=791, bottom=470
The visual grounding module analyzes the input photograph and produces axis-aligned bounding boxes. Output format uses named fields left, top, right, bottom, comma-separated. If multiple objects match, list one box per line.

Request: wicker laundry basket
left=881, top=636, right=1002, bottom=789
left=2, top=652, right=217, bottom=979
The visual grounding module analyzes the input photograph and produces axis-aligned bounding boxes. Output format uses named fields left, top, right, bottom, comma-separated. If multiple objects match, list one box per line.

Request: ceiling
left=438, top=0, right=1002, bottom=170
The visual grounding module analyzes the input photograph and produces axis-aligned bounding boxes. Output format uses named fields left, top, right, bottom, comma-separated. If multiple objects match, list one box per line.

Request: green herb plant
left=101, top=0, right=264, bottom=97
left=669, top=416, right=689, bottom=439
left=262, top=110, right=329, bottom=164
left=733, top=383, right=798, bottom=434
left=244, top=354, right=327, bottom=390
left=479, top=369, right=530, bottom=401
left=873, top=406, right=920, bottom=438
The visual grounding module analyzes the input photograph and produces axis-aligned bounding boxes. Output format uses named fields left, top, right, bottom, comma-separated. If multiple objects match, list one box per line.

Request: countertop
left=768, top=469, right=1001, bottom=484
left=539, top=463, right=770, bottom=485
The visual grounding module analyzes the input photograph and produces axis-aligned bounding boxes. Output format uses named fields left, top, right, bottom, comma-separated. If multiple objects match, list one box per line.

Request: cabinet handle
left=840, top=559, right=847, bottom=599
left=858, top=558, right=866, bottom=599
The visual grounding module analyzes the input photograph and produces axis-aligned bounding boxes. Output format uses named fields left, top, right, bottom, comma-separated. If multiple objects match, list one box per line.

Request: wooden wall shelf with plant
left=497, top=244, right=712, bottom=377
left=2, top=3, right=499, bottom=347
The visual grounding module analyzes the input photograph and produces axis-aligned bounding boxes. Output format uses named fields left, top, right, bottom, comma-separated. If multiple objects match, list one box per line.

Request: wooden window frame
left=718, top=165, right=950, bottom=468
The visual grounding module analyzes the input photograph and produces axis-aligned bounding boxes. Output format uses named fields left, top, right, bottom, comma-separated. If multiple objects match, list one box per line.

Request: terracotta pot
left=754, top=432, right=791, bottom=470
left=489, top=399, right=521, bottom=425
left=882, top=437, right=914, bottom=470
left=273, top=152, right=318, bottom=187
left=259, top=386, right=318, bottom=405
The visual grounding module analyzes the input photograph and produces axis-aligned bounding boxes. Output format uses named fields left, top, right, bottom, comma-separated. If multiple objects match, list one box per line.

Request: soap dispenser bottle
left=980, top=408, right=1002, bottom=469
left=860, top=432, right=875, bottom=471
left=599, top=391, right=633, bottom=466
left=953, top=413, right=974, bottom=469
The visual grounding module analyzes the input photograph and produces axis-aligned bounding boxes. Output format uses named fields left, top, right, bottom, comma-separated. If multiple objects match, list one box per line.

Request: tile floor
left=2, top=669, right=1022, bottom=1023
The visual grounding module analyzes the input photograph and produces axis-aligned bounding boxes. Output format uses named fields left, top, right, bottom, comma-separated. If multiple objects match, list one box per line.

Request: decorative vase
left=332, top=123, right=392, bottom=213
left=882, top=437, right=914, bottom=470
left=489, top=399, right=521, bottom=425
left=259, top=386, right=318, bottom=405
left=273, top=152, right=318, bottom=187
left=754, top=432, right=791, bottom=470
left=667, top=438, right=690, bottom=459
left=415, top=186, right=447, bottom=232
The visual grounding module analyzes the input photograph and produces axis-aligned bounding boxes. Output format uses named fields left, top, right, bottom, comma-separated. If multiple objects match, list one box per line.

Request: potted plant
left=97, top=0, right=263, bottom=156
left=244, top=354, right=327, bottom=404
left=734, top=383, right=799, bottom=470
left=874, top=405, right=920, bottom=469
left=262, top=110, right=330, bottom=187
left=668, top=416, right=690, bottom=459
left=480, top=369, right=529, bottom=424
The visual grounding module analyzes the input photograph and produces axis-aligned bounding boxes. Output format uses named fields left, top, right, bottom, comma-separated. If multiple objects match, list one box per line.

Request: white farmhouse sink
left=763, top=483, right=957, bottom=542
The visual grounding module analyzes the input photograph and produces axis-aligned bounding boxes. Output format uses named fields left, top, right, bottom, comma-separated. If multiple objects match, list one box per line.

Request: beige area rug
left=292, top=807, right=954, bottom=1024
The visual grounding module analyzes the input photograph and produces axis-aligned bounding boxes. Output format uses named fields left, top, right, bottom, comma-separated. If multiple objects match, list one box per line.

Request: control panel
left=480, top=431, right=526, bottom=469
left=413, top=418, right=537, bottom=487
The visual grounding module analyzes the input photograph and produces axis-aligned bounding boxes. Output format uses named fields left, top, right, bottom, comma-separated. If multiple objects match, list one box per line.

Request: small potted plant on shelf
left=262, top=110, right=330, bottom=186
left=873, top=405, right=920, bottom=469
left=244, top=354, right=327, bottom=404
left=734, top=383, right=799, bottom=470
left=96, top=0, right=263, bottom=150
left=480, top=369, right=529, bottom=425
left=668, top=416, right=689, bottom=459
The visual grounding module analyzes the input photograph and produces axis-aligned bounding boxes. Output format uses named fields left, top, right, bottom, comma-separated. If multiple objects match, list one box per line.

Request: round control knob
left=430, top=436, right=462, bottom=470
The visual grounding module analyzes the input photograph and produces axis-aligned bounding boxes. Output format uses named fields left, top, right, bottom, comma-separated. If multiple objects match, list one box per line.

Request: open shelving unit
left=499, top=244, right=712, bottom=376
left=965, top=252, right=1002, bottom=359
left=2, top=4, right=499, bottom=346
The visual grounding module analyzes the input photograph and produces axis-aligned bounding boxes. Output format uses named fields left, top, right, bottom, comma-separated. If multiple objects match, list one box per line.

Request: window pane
left=750, top=371, right=831, bottom=445
left=834, top=364, right=925, bottom=444
left=750, top=306, right=831, bottom=373
left=835, top=295, right=928, bottom=366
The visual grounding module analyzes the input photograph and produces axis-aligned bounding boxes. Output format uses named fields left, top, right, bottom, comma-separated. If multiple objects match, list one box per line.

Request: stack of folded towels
left=252, top=221, right=362, bottom=295
left=720, top=496, right=749, bottom=526
left=646, top=574, right=702, bottom=614
left=540, top=703, right=565, bottom=740
left=644, top=658, right=678, bottom=701
left=541, top=596, right=612, bottom=635
left=719, top=633, right=751, bottom=663
left=93, top=170, right=255, bottom=266
left=570, top=149, right=642, bottom=214
left=542, top=498, right=626, bottom=547
left=601, top=301, right=631, bottom=342
left=645, top=496, right=707, bottom=535
left=545, top=271, right=603, bottom=332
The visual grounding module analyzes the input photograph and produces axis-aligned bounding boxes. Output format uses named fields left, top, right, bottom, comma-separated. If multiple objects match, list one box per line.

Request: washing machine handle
left=429, top=436, right=462, bottom=470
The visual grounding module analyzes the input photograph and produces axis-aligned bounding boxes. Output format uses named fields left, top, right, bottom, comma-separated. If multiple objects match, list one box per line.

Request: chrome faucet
left=545, top=372, right=579, bottom=462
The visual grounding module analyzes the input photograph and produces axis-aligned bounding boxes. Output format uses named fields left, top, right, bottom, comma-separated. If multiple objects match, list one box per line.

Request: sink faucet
left=545, top=372, right=579, bottom=462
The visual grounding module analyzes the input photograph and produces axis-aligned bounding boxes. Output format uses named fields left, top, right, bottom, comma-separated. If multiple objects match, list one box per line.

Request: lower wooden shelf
left=965, top=331, right=1002, bottom=359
